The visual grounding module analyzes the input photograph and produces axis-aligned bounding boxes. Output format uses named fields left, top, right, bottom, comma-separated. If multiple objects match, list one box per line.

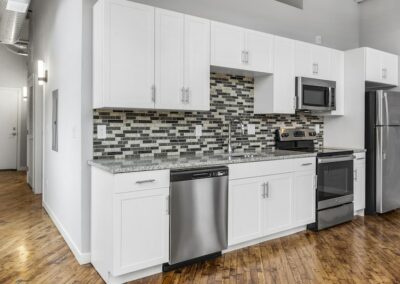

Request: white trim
left=43, top=201, right=91, bottom=264
left=223, top=225, right=306, bottom=253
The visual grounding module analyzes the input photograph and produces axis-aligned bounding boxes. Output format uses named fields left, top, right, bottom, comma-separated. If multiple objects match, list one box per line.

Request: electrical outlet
left=247, top=124, right=256, bottom=135
left=195, top=125, right=202, bottom=138
left=97, top=125, right=107, bottom=139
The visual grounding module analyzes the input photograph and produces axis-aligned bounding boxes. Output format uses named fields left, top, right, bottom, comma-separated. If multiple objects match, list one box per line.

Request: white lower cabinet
left=228, top=158, right=316, bottom=247
left=113, top=189, right=169, bottom=276
left=354, top=153, right=366, bottom=214
left=91, top=168, right=170, bottom=283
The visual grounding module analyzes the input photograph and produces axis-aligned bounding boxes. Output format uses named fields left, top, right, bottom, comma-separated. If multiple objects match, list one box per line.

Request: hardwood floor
left=2, top=170, right=400, bottom=283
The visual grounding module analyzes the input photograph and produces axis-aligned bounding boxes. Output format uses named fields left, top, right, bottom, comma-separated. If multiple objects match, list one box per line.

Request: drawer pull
left=301, top=163, right=313, bottom=166
left=135, top=179, right=156, bottom=184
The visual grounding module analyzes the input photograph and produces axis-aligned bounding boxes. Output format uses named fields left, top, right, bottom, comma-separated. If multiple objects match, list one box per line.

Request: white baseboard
left=43, top=201, right=91, bottom=264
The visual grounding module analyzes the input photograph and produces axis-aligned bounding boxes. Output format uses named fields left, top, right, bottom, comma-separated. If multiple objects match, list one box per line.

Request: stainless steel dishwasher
left=164, top=166, right=228, bottom=271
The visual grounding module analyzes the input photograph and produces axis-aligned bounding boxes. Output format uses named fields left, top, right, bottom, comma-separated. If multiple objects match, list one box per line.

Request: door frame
left=0, top=87, right=20, bottom=170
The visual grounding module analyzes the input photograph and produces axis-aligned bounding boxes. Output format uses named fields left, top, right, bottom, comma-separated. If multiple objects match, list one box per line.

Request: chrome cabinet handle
left=293, top=97, right=297, bottom=110
left=301, top=163, right=313, bottom=166
left=151, top=85, right=156, bottom=103
left=245, top=51, right=249, bottom=64
left=185, top=88, right=190, bottom=104
left=241, top=50, right=246, bottom=64
left=313, top=63, right=319, bottom=75
left=135, top=179, right=156, bottom=184
left=181, top=87, right=186, bottom=103
left=262, top=182, right=266, bottom=198
left=354, top=169, right=358, bottom=181
left=382, top=68, right=388, bottom=79
left=314, top=175, right=318, bottom=189
left=265, top=182, right=270, bottom=198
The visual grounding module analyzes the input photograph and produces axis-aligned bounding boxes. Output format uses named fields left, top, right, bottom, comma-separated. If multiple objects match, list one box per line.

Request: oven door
left=317, top=155, right=354, bottom=210
left=296, top=77, right=336, bottom=111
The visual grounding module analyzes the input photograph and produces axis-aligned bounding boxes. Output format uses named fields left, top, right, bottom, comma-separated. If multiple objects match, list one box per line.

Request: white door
left=0, top=88, right=19, bottom=170
left=382, top=52, right=399, bottom=86
left=183, top=15, right=210, bottom=111
left=211, top=21, right=245, bottom=70
left=245, top=30, right=273, bottom=73
left=354, top=159, right=366, bottom=212
left=105, top=0, right=155, bottom=108
left=311, top=45, right=331, bottom=80
left=293, top=170, right=316, bottom=226
left=113, top=188, right=169, bottom=276
left=365, top=48, right=383, bottom=84
left=155, top=8, right=185, bottom=110
left=264, top=173, right=293, bottom=235
left=27, top=83, right=34, bottom=186
left=228, top=177, right=264, bottom=246
left=295, top=41, right=313, bottom=77
left=273, top=36, right=296, bottom=114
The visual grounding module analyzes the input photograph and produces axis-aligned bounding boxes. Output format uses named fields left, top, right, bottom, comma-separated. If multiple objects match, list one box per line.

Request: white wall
left=29, top=0, right=90, bottom=263
left=0, top=45, right=28, bottom=169
left=359, top=0, right=400, bottom=91
left=131, top=0, right=360, bottom=50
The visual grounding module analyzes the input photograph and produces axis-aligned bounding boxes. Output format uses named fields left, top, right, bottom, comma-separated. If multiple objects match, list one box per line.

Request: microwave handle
left=328, top=87, right=333, bottom=107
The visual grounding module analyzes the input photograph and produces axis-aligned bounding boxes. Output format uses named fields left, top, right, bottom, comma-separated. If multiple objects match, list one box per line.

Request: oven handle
left=318, top=155, right=355, bottom=164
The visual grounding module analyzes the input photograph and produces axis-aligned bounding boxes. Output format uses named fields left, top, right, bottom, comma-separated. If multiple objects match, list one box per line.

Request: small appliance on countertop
left=276, top=128, right=355, bottom=231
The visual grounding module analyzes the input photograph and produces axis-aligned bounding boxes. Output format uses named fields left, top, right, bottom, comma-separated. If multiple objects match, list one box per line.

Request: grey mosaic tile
left=93, top=73, right=324, bottom=159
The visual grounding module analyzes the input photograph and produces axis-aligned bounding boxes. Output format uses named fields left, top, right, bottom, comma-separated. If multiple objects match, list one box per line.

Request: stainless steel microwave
left=296, top=77, right=336, bottom=112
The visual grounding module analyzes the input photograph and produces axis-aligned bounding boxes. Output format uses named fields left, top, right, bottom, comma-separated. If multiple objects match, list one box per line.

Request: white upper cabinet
left=93, top=0, right=210, bottom=111
left=365, top=47, right=399, bottom=86
left=330, top=50, right=345, bottom=116
left=93, top=0, right=155, bottom=109
left=183, top=15, right=211, bottom=111
left=155, top=9, right=185, bottom=110
left=254, top=36, right=296, bottom=114
left=211, top=21, right=273, bottom=73
left=295, top=41, right=332, bottom=80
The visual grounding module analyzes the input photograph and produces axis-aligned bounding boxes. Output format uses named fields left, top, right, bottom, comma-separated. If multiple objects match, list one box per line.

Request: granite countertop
left=88, top=150, right=317, bottom=174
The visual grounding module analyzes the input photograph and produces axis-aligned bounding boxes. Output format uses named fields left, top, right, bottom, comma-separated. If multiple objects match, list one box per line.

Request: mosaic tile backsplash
left=93, top=73, right=324, bottom=159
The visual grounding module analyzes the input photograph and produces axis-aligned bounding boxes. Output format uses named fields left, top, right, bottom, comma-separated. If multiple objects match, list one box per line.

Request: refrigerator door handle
left=376, top=127, right=384, bottom=213
left=376, top=90, right=384, bottom=125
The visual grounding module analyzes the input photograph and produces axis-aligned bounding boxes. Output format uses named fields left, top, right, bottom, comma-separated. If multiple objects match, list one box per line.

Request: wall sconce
left=38, top=60, right=48, bottom=85
left=22, top=86, right=28, bottom=101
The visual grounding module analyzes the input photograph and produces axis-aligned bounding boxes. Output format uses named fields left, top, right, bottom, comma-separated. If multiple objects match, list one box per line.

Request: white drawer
left=293, top=158, right=316, bottom=172
left=114, top=170, right=170, bottom=193
left=229, top=159, right=294, bottom=180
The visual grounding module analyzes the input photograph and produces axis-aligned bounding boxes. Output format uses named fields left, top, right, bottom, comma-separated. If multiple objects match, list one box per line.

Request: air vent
left=275, top=0, right=303, bottom=9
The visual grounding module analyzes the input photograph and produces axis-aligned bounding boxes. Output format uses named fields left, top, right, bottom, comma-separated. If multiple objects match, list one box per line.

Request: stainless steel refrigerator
left=366, top=90, right=400, bottom=214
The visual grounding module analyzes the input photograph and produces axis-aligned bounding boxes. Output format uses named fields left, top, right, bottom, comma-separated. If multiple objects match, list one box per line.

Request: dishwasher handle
left=192, top=172, right=212, bottom=179
left=170, top=166, right=229, bottom=182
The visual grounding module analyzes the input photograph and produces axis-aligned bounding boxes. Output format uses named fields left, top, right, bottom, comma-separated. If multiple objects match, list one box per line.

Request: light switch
left=97, top=125, right=107, bottom=139
left=195, top=125, right=202, bottom=138
left=247, top=124, right=256, bottom=135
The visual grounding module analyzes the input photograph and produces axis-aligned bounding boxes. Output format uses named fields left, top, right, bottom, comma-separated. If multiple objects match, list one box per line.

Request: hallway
left=0, top=171, right=101, bottom=283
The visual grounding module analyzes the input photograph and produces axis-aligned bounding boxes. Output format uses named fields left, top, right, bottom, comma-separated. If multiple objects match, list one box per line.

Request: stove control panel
left=276, top=128, right=317, bottom=142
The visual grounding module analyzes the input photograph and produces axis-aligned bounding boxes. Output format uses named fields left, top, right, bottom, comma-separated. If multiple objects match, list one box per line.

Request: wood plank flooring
left=2, top=170, right=400, bottom=283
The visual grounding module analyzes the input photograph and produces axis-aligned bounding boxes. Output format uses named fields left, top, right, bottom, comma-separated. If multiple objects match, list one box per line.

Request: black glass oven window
left=318, top=160, right=353, bottom=201
left=303, top=85, right=329, bottom=107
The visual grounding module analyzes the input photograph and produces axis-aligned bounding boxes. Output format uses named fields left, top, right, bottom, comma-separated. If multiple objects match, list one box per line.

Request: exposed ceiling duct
left=0, top=0, right=30, bottom=56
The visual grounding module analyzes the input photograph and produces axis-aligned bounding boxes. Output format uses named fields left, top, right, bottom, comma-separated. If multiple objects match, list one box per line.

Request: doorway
left=0, top=87, right=20, bottom=170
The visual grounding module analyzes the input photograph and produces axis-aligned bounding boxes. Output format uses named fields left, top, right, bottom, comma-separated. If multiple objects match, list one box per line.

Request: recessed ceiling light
left=6, top=0, right=30, bottom=13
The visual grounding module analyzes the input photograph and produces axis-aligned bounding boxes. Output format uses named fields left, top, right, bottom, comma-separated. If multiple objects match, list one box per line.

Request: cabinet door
left=155, top=9, right=185, bottom=110
left=293, top=170, right=316, bottom=226
left=330, top=50, right=345, bottom=116
left=273, top=36, right=296, bottom=114
left=311, top=45, right=331, bottom=80
left=382, top=52, right=399, bottom=86
left=228, top=178, right=264, bottom=246
left=211, top=21, right=245, bottom=70
left=245, top=30, right=273, bottom=73
left=354, top=160, right=366, bottom=213
left=295, top=41, right=313, bottom=77
left=113, top=188, right=169, bottom=276
left=183, top=15, right=211, bottom=111
left=365, top=48, right=383, bottom=83
left=264, top=173, right=293, bottom=235
left=105, top=0, right=155, bottom=108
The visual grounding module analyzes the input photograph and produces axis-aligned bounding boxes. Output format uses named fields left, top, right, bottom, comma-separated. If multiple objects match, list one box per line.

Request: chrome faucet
left=228, top=118, right=245, bottom=155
